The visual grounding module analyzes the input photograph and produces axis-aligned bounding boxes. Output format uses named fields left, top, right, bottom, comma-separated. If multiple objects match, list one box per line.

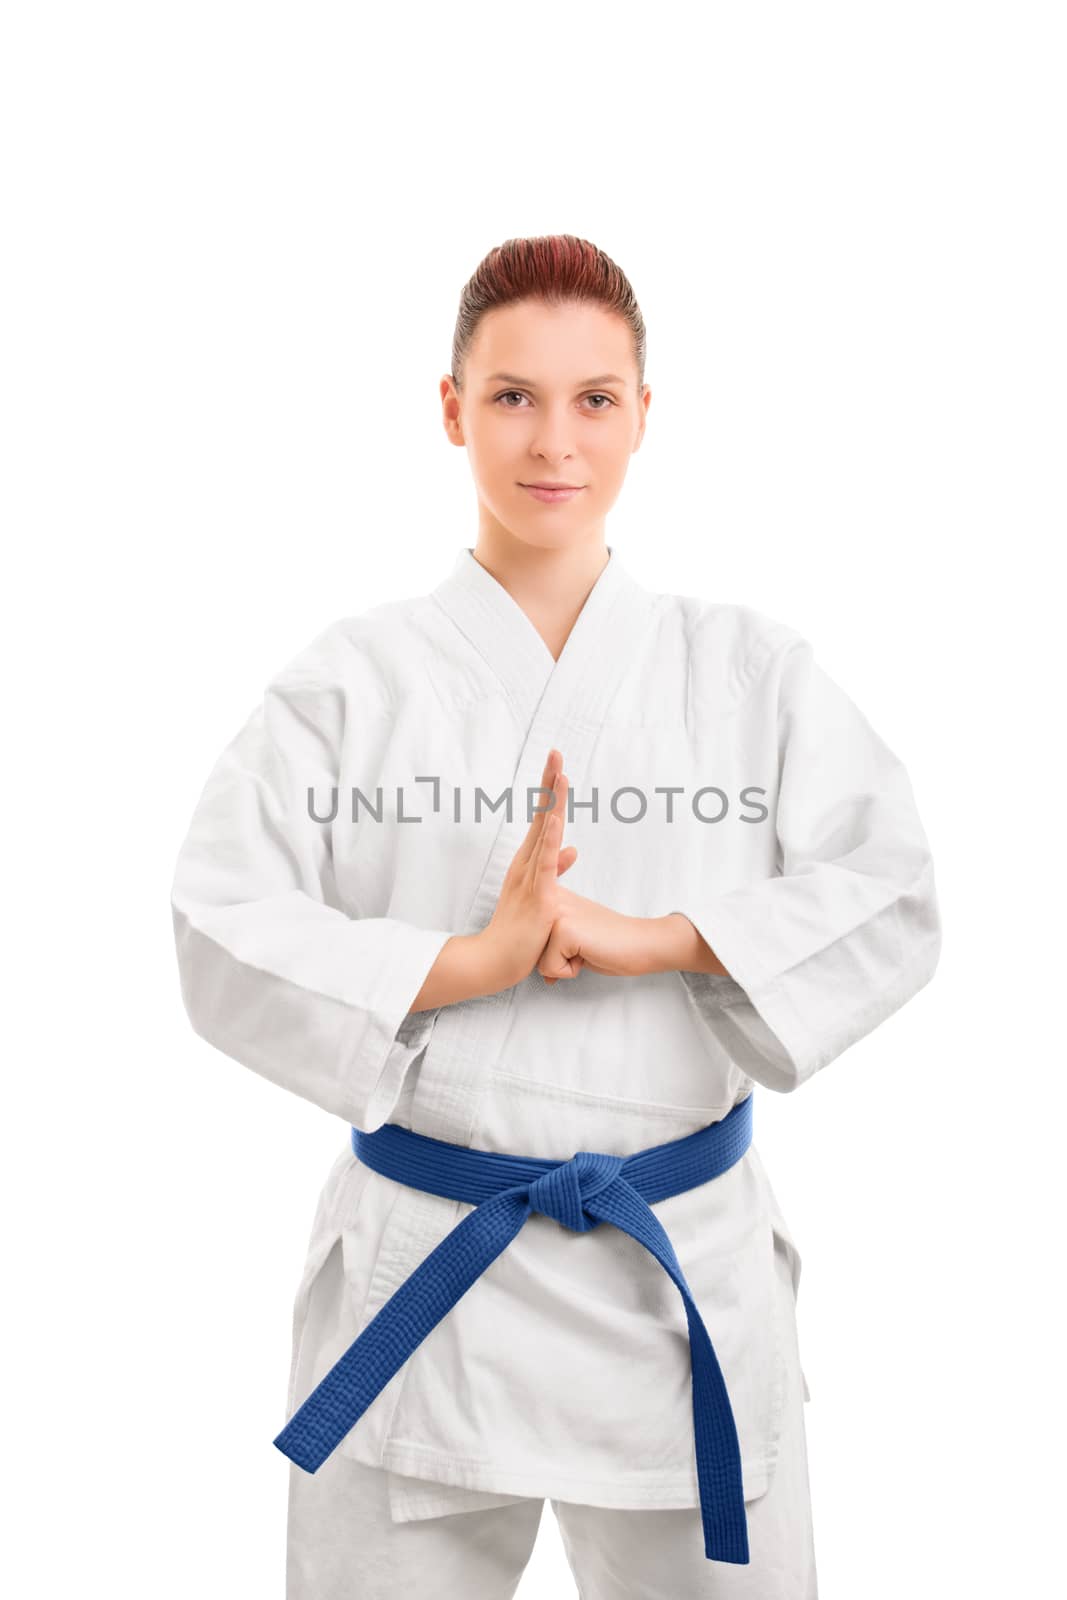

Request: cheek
left=467, top=439, right=513, bottom=490
left=476, top=421, right=527, bottom=466
left=588, top=436, right=634, bottom=476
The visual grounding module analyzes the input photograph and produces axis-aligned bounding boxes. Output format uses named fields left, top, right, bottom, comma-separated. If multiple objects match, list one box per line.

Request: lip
left=520, top=483, right=585, bottom=503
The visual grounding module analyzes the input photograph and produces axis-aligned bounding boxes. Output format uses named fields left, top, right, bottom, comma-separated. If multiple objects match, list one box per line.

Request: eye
left=493, top=391, right=617, bottom=411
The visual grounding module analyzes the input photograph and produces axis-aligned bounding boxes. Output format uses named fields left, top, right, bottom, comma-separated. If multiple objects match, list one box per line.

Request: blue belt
left=274, top=1092, right=755, bottom=1565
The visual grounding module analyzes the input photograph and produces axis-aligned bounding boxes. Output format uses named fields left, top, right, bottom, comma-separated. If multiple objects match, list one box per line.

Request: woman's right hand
left=479, top=747, right=579, bottom=989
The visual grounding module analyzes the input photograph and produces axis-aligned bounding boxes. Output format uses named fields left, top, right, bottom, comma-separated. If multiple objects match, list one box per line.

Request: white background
left=4, top=2, right=1064, bottom=1594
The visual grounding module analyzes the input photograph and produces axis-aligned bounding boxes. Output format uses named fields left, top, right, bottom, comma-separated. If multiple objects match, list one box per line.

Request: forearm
left=645, top=912, right=731, bottom=977
left=408, top=931, right=516, bottom=1012
left=409, top=914, right=727, bottom=1011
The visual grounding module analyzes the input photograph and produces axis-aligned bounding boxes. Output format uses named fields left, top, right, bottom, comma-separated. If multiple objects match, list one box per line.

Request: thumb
left=556, top=846, right=578, bottom=876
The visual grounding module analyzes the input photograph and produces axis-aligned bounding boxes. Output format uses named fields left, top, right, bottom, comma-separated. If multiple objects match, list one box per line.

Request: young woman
left=171, top=233, right=941, bottom=1598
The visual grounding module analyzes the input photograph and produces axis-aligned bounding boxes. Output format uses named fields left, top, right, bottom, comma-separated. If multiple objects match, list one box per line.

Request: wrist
left=470, top=926, right=522, bottom=993
left=647, top=912, right=728, bottom=976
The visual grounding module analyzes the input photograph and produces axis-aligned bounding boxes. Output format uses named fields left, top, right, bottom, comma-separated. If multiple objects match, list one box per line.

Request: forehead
left=468, top=299, right=635, bottom=381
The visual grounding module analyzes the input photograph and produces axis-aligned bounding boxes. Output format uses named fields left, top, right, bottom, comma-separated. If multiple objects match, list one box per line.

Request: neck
left=469, top=530, right=611, bottom=663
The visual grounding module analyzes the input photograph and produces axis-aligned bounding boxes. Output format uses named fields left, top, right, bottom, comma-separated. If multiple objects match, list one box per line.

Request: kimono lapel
left=412, top=544, right=663, bottom=1146
left=356, top=547, right=658, bottom=1451
left=429, top=546, right=558, bottom=730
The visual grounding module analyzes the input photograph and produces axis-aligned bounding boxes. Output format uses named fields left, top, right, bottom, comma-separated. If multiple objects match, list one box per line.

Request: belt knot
left=527, top=1150, right=625, bottom=1233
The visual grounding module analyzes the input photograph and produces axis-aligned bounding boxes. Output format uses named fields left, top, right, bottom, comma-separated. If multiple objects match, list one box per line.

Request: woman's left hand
left=536, top=886, right=663, bottom=983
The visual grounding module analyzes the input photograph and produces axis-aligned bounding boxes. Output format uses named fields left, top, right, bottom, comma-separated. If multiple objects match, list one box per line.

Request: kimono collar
left=431, top=544, right=655, bottom=727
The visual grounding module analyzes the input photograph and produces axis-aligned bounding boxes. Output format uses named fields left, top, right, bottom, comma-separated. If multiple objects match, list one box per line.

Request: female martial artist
left=172, top=232, right=941, bottom=1598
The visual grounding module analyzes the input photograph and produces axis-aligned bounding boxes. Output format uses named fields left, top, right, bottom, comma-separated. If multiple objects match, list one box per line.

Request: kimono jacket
left=170, top=543, right=942, bottom=1523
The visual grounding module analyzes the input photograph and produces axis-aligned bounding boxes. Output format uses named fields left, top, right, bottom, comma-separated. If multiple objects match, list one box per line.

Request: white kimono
left=170, top=543, right=941, bottom=1525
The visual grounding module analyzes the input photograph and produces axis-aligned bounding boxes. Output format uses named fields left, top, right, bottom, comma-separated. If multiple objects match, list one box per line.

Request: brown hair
left=451, top=234, right=646, bottom=395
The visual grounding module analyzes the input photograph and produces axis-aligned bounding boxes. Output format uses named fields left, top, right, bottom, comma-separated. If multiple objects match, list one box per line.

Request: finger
left=529, top=771, right=561, bottom=871
left=556, top=846, right=578, bottom=876
left=540, top=949, right=583, bottom=981
left=537, top=929, right=562, bottom=979
left=515, top=748, right=562, bottom=865
left=534, top=772, right=568, bottom=878
left=533, top=783, right=563, bottom=877
left=537, top=917, right=584, bottom=981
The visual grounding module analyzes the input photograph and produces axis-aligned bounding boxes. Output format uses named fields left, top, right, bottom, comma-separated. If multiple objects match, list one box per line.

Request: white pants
left=286, top=1235, right=818, bottom=1597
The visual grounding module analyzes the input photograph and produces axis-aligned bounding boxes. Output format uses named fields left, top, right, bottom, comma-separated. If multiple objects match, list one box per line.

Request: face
left=440, top=298, right=651, bottom=551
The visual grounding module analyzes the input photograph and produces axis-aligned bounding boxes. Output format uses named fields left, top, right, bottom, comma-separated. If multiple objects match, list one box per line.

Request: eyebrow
left=486, top=371, right=627, bottom=388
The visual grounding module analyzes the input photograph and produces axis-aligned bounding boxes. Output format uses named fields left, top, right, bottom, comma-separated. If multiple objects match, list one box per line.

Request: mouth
left=520, top=483, right=585, bottom=503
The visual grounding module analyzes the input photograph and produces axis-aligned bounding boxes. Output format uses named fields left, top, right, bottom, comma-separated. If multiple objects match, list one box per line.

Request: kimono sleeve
left=169, top=629, right=455, bottom=1132
left=671, top=636, right=942, bottom=1093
